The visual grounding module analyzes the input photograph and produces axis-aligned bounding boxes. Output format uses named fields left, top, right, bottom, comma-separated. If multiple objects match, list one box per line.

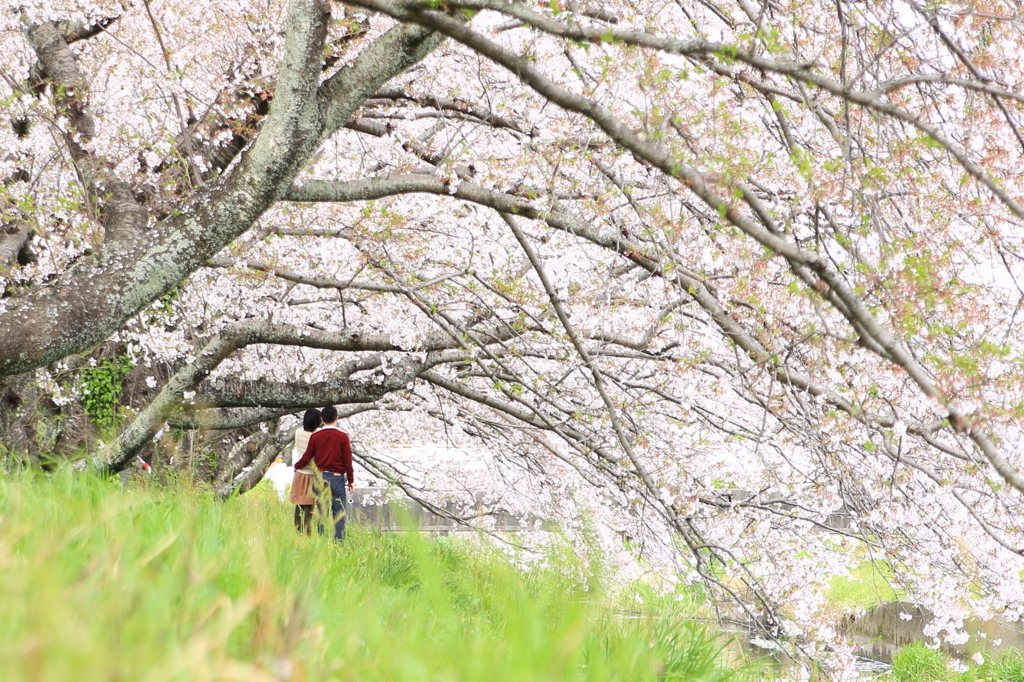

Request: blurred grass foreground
left=0, top=473, right=739, bottom=682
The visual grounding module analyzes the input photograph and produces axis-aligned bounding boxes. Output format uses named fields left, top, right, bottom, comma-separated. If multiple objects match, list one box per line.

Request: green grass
left=826, top=560, right=904, bottom=612
left=0, top=471, right=745, bottom=682
left=885, top=642, right=1024, bottom=682
left=889, top=643, right=950, bottom=682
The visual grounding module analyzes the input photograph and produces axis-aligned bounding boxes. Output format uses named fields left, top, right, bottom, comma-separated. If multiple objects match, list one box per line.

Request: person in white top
left=289, top=408, right=321, bottom=534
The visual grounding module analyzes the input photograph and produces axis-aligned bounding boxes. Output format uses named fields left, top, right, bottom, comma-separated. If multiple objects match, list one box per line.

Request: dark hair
left=321, top=405, right=338, bottom=423
left=302, top=408, right=322, bottom=432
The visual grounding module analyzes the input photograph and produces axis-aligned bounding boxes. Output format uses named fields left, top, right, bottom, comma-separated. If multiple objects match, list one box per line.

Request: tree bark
left=0, top=4, right=441, bottom=379
left=0, top=221, right=33, bottom=272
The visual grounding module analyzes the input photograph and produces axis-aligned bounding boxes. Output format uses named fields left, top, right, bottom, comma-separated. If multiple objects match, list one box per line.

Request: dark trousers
left=293, top=505, right=313, bottom=535
left=316, top=472, right=348, bottom=541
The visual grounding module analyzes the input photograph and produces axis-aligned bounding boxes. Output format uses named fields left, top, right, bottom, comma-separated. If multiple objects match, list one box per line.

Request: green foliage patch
left=79, top=355, right=133, bottom=429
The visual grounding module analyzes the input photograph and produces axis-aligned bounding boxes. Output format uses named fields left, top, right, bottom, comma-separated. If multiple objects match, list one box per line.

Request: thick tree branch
left=195, top=355, right=436, bottom=408
left=0, top=3, right=441, bottom=378
left=214, top=426, right=293, bottom=499
left=318, top=24, right=444, bottom=137
left=0, top=221, right=34, bottom=272
left=24, top=20, right=147, bottom=247
left=166, top=403, right=383, bottom=431
left=209, top=256, right=429, bottom=293
left=58, top=17, right=119, bottom=44
left=108, top=318, right=514, bottom=471
left=211, top=431, right=271, bottom=486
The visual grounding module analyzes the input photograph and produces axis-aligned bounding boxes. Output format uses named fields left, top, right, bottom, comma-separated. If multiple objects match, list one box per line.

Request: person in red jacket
left=293, top=405, right=354, bottom=541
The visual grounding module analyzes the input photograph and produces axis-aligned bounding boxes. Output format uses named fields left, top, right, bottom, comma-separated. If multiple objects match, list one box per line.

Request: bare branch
left=361, top=0, right=1024, bottom=222
left=342, top=0, right=1024, bottom=495
left=371, top=87, right=527, bottom=134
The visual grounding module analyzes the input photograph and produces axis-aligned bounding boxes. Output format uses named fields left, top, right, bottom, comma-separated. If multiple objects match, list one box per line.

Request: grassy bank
left=886, top=643, right=1024, bottom=682
left=0, top=473, right=740, bottom=682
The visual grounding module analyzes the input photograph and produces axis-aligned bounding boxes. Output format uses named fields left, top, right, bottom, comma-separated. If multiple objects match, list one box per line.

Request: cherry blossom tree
left=2, top=0, right=1024, bottom=669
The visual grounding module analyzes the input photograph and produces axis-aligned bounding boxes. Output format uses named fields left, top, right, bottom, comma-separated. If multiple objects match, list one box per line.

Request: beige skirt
left=289, top=471, right=316, bottom=505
